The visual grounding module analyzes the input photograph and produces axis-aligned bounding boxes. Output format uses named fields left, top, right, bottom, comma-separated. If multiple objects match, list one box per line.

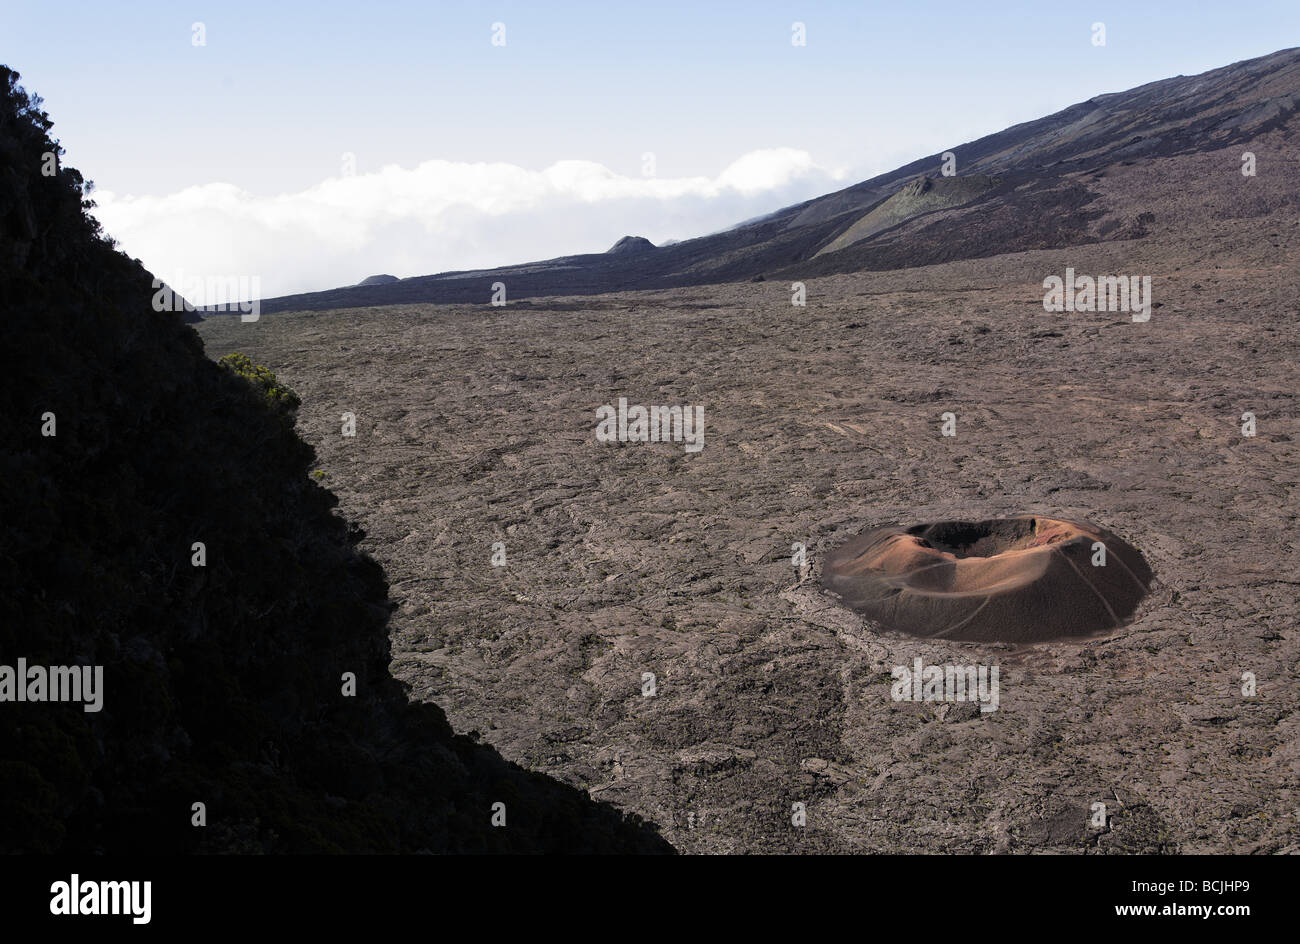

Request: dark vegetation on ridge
left=0, top=66, right=670, bottom=853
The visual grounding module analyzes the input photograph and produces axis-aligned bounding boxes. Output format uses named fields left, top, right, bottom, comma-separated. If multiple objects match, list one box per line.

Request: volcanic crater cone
left=821, top=516, right=1153, bottom=643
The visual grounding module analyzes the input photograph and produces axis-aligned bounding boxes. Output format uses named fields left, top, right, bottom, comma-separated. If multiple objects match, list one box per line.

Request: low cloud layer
left=93, top=148, right=844, bottom=302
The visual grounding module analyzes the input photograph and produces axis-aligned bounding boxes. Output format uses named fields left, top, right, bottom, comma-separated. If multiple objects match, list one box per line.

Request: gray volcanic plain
left=200, top=51, right=1299, bottom=853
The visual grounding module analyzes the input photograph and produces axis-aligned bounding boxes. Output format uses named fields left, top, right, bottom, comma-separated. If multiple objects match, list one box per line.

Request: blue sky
left=3, top=1, right=1297, bottom=297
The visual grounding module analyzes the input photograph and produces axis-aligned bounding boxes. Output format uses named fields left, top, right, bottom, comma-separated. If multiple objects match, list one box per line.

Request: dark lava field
left=200, top=143, right=1300, bottom=851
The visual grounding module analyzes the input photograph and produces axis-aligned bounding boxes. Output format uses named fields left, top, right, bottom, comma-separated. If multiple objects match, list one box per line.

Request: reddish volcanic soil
left=820, top=515, right=1153, bottom=643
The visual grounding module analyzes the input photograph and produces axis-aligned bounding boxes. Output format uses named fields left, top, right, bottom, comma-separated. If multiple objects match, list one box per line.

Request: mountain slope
left=248, top=46, right=1300, bottom=314
left=813, top=175, right=999, bottom=256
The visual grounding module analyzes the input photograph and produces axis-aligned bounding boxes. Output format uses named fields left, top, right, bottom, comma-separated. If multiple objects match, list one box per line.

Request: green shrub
left=217, top=352, right=301, bottom=417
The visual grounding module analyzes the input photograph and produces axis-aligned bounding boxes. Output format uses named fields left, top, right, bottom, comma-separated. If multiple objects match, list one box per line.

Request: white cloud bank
left=92, top=148, right=845, bottom=302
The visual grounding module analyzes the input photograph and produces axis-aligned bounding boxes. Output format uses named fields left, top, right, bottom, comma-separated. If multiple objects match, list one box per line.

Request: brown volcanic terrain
left=199, top=123, right=1300, bottom=851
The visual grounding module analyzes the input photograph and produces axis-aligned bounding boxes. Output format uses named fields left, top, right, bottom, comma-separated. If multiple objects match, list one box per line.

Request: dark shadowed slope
left=0, top=66, right=670, bottom=853
left=246, top=47, right=1300, bottom=314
